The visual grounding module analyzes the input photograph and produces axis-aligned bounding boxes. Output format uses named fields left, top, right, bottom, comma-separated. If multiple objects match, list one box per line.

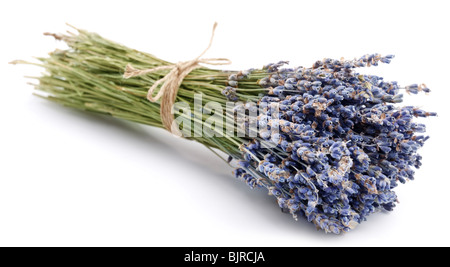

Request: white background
left=1, top=0, right=449, bottom=246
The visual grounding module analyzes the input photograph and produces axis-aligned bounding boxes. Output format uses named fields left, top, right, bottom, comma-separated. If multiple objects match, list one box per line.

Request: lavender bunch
left=14, top=28, right=436, bottom=234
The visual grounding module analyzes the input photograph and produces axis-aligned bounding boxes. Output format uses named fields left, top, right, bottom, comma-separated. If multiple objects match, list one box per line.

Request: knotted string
left=123, top=22, right=231, bottom=136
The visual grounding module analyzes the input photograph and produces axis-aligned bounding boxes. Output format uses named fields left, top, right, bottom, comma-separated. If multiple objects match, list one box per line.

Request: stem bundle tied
left=122, top=22, right=231, bottom=136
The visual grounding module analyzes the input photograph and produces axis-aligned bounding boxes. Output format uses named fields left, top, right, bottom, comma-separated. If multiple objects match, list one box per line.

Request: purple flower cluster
left=232, top=54, right=436, bottom=234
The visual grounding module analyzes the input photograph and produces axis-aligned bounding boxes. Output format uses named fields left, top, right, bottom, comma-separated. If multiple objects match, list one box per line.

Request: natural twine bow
left=123, top=22, right=231, bottom=136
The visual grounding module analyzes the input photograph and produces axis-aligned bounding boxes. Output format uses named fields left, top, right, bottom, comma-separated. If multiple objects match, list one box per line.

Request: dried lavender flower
left=13, top=27, right=436, bottom=234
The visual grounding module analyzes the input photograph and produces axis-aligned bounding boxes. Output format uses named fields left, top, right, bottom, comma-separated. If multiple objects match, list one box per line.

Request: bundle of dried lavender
left=13, top=26, right=436, bottom=234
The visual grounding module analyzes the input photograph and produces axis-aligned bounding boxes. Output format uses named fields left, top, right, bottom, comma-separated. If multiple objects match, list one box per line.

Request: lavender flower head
left=229, top=54, right=436, bottom=234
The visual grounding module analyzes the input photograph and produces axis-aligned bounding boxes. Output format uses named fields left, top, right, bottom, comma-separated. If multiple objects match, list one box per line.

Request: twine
left=123, top=22, right=231, bottom=136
